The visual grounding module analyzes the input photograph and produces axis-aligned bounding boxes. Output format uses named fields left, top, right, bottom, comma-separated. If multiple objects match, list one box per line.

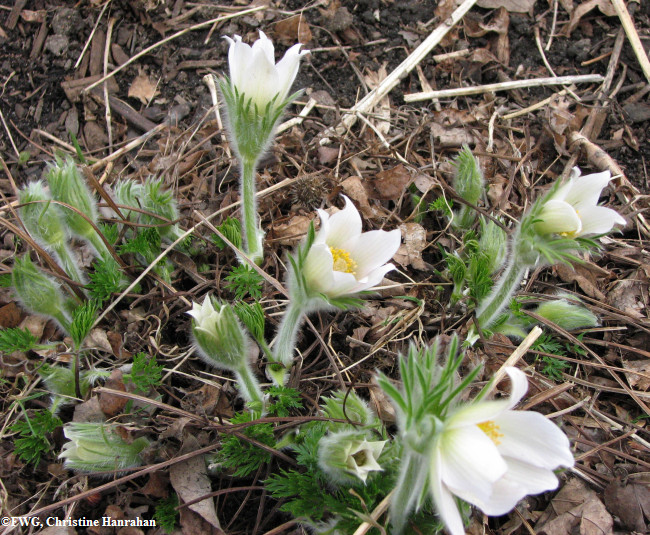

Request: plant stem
left=240, top=157, right=263, bottom=265
left=389, top=450, right=428, bottom=535
left=54, top=244, right=87, bottom=291
left=272, top=300, right=306, bottom=368
left=475, top=256, right=526, bottom=330
left=234, top=365, right=264, bottom=408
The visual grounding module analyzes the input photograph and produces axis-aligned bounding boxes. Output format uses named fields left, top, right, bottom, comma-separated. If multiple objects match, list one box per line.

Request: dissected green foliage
left=10, top=409, right=62, bottom=465
left=0, top=327, right=39, bottom=353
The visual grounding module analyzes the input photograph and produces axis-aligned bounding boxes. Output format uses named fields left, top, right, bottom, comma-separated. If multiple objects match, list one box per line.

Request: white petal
left=247, top=43, right=280, bottom=107
left=535, top=200, right=581, bottom=235
left=344, top=228, right=402, bottom=278
left=313, top=209, right=331, bottom=245
left=447, top=399, right=511, bottom=429
left=324, top=196, right=362, bottom=248
left=430, top=445, right=466, bottom=535
left=328, top=270, right=361, bottom=297
left=503, top=367, right=529, bottom=409
left=440, top=425, right=507, bottom=501
left=275, top=43, right=308, bottom=101
left=564, top=170, right=613, bottom=209
left=466, top=459, right=560, bottom=516
left=352, top=263, right=396, bottom=293
left=494, top=411, right=575, bottom=469
left=253, top=30, right=276, bottom=65
left=575, top=205, right=626, bottom=236
left=303, top=243, right=336, bottom=294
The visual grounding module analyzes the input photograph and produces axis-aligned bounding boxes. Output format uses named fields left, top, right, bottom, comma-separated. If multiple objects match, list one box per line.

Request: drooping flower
left=59, top=422, right=149, bottom=473
left=224, top=31, right=309, bottom=111
left=302, top=196, right=401, bottom=298
left=318, top=430, right=386, bottom=484
left=535, top=167, right=626, bottom=238
left=429, top=367, right=574, bottom=535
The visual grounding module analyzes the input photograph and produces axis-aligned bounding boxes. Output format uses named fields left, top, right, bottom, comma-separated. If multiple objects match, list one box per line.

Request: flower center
left=478, top=420, right=503, bottom=445
left=330, top=247, right=357, bottom=275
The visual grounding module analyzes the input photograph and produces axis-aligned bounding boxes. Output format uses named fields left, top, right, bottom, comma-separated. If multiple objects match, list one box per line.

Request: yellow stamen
left=330, top=247, right=357, bottom=275
left=478, top=420, right=503, bottom=445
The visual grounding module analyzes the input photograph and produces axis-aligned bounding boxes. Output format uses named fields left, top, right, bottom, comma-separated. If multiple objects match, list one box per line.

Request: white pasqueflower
left=535, top=167, right=625, bottom=237
left=345, top=438, right=386, bottom=483
left=303, top=196, right=401, bottom=298
left=187, top=297, right=250, bottom=373
left=318, top=430, right=386, bottom=484
left=224, top=31, right=309, bottom=110
left=429, top=367, right=574, bottom=535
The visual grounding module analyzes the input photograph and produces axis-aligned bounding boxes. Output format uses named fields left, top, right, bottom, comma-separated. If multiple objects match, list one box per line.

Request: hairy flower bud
left=59, top=422, right=149, bottom=473
left=19, top=181, right=68, bottom=251
left=12, top=255, right=71, bottom=331
left=187, top=296, right=251, bottom=372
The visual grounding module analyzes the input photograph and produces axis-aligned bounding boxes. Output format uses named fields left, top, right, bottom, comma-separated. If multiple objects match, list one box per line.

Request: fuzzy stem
left=390, top=451, right=428, bottom=535
left=234, top=365, right=264, bottom=408
left=476, top=254, right=526, bottom=330
left=87, top=231, right=113, bottom=262
left=53, top=244, right=87, bottom=291
left=240, top=157, right=263, bottom=265
left=272, top=300, right=307, bottom=369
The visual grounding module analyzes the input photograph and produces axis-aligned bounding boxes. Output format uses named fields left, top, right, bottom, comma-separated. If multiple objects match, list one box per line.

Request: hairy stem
left=475, top=255, right=526, bottom=330
left=234, top=365, right=264, bottom=409
left=272, top=300, right=307, bottom=369
left=240, top=157, right=263, bottom=265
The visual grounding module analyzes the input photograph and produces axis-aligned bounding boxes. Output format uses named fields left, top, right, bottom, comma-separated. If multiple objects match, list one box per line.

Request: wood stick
left=610, top=0, right=650, bottom=84
left=319, top=0, right=478, bottom=144
left=404, top=74, right=604, bottom=102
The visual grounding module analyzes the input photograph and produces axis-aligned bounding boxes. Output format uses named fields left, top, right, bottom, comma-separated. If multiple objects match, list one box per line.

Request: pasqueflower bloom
left=535, top=167, right=625, bottom=237
left=318, top=431, right=386, bottom=484
left=429, top=367, right=574, bottom=535
left=303, top=196, right=401, bottom=298
left=224, top=31, right=309, bottom=110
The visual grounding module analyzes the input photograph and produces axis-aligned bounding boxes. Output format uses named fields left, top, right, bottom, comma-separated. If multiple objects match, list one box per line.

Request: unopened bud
left=12, top=255, right=71, bottom=330
left=59, top=422, right=149, bottom=473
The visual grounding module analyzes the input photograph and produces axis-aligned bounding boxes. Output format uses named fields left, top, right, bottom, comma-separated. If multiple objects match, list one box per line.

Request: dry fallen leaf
left=128, top=72, right=158, bottom=105
left=170, top=435, right=224, bottom=533
left=271, top=215, right=312, bottom=246
left=603, top=477, right=650, bottom=532
left=99, top=369, right=128, bottom=417
left=477, top=0, right=536, bottom=13
left=536, top=478, right=614, bottom=535
left=395, top=223, right=427, bottom=271
left=363, top=63, right=391, bottom=136
left=621, top=359, right=650, bottom=391
left=340, top=176, right=375, bottom=219
left=274, top=14, right=312, bottom=45
left=366, top=164, right=412, bottom=201
left=567, top=0, right=616, bottom=35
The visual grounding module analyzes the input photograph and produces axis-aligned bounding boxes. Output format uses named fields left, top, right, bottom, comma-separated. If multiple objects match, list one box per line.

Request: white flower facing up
left=318, top=430, right=386, bottom=485
left=429, top=367, right=574, bottom=535
left=225, top=31, right=309, bottom=111
left=535, top=167, right=626, bottom=238
left=303, top=195, right=402, bottom=298
left=270, top=196, right=401, bottom=379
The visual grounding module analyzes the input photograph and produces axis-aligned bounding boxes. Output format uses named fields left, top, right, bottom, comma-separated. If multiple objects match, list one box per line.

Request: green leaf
left=69, top=300, right=98, bottom=349
left=0, top=327, right=38, bottom=353
left=224, top=265, right=264, bottom=300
